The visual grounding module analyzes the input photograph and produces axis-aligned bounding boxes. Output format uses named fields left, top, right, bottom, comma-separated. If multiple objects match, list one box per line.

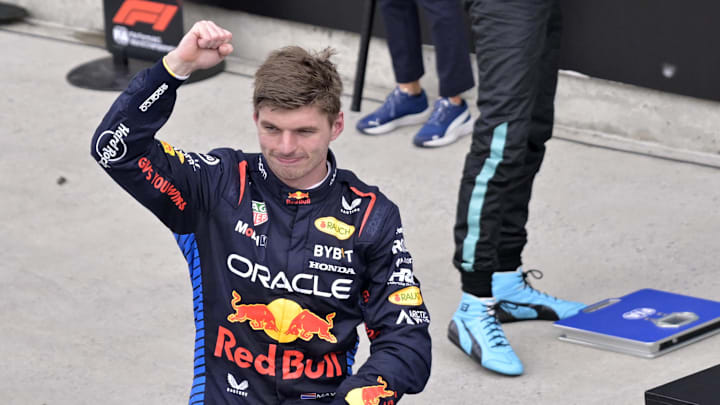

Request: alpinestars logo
left=226, top=373, right=249, bottom=397
left=341, top=196, right=361, bottom=215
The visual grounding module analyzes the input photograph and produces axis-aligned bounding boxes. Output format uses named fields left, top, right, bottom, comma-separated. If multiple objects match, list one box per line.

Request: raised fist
left=164, top=20, right=233, bottom=77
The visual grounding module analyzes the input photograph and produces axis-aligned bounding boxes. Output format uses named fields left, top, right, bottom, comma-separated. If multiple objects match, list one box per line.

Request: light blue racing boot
left=492, top=269, right=586, bottom=322
left=448, top=293, right=523, bottom=376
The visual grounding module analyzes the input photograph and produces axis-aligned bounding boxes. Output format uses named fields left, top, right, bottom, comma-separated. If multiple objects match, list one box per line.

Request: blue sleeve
left=334, top=204, right=432, bottom=404
left=90, top=60, right=234, bottom=234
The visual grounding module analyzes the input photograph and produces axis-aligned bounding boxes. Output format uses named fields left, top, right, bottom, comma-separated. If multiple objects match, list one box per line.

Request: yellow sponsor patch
left=160, top=140, right=184, bottom=164
left=314, top=216, right=355, bottom=240
left=388, top=286, right=423, bottom=306
left=160, top=140, right=175, bottom=155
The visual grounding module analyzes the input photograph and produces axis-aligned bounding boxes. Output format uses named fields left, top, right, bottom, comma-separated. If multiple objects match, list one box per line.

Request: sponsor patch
left=314, top=217, right=355, bottom=241
left=300, top=392, right=335, bottom=400
left=226, top=291, right=336, bottom=343
left=308, top=260, right=356, bottom=275
left=158, top=140, right=209, bottom=171
left=226, top=373, right=248, bottom=398
left=139, top=82, right=168, bottom=112
left=215, top=325, right=344, bottom=380
left=196, top=153, right=220, bottom=166
left=341, top=196, right=361, bottom=215
left=96, top=123, right=130, bottom=168
left=287, top=191, right=311, bottom=205
left=160, top=140, right=184, bottom=163
left=227, top=254, right=352, bottom=300
left=388, top=286, right=423, bottom=306
left=396, top=309, right=430, bottom=325
left=313, top=244, right=353, bottom=263
left=345, top=376, right=395, bottom=405
left=137, top=157, right=187, bottom=210
left=387, top=268, right=415, bottom=286
left=252, top=200, right=268, bottom=226
left=234, top=220, right=267, bottom=247
left=258, top=156, right=267, bottom=179
left=391, top=238, right=408, bottom=255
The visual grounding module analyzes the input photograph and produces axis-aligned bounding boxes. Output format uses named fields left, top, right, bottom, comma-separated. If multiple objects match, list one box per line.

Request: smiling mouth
left=274, top=156, right=303, bottom=165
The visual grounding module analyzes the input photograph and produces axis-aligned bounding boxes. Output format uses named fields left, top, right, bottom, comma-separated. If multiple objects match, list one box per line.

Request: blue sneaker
left=492, top=269, right=586, bottom=322
left=448, top=293, right=523, bottom=376
left=356, top=87, right=430, bottom=135
left=412, top=98, right=473, bottom=147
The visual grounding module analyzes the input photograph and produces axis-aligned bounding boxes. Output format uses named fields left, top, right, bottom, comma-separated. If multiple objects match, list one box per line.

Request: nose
left=276, top=131, right=297, bottom=155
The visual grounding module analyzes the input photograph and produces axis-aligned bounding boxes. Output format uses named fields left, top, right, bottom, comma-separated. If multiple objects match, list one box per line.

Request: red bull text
left=214, top=326, right=344, bottom=380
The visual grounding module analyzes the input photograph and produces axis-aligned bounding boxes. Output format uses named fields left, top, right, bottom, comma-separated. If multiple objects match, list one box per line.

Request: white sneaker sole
left=360, top=107, right=431, bottom=135
left=418, top=109, right=474, bottom=147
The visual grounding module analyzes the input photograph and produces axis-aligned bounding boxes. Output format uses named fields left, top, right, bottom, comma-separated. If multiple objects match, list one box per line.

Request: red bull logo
left=286, top=191, right=311, bottom=205
left=345, top=376, right=396, bottom=405
left=286, top=309, right=337, bottom=343
left=227, top=291, right=279, bottom=332
left=288, top=191, right=310, bottom=200
left=226, top=291, right=336, bottom=343
left=214, top=326, right=344, bottom=380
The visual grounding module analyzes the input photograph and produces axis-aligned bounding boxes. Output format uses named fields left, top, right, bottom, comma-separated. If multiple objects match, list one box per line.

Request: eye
left=263, top=125, right=279, bottom=132
left=298, top=128, right=316, bottom=135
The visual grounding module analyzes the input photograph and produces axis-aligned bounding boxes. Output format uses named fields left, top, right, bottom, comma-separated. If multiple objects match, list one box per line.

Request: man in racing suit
left=91, top=21, right=431, bottom=404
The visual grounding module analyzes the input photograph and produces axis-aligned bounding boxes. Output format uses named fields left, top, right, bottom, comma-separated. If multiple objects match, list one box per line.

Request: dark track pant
left=453, top=0, right=562, bottom=297
left=379, top=0, right=475, bottom=97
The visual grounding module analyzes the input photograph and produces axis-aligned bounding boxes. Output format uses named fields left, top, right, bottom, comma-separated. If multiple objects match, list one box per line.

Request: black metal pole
left=351, top=0, right=376, bottom=112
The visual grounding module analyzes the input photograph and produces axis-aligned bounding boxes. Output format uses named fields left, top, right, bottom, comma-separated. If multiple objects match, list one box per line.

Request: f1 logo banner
left=113, top=0, right=178, bottom=31
left=103, top=0, right=183, bottom=62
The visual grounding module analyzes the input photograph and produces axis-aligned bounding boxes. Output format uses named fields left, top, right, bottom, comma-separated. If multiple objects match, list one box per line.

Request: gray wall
left=6, top=0, right=720, bottom=162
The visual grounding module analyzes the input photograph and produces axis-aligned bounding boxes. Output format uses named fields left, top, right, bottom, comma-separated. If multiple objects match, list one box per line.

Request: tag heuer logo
left=341, top=196, right=361, bottom=215
left=252, top=200, right=268, bottom=226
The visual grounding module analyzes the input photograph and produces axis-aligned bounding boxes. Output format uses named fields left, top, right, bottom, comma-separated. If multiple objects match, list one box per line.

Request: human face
left=255, top=105, right=343, bottom=189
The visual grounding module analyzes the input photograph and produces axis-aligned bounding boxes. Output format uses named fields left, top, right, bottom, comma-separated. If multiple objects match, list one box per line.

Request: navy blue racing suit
left=90, top=61, right=431, bottom=404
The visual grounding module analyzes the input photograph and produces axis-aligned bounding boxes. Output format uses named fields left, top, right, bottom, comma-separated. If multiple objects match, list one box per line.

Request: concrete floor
left=2, top=25, right=720, bottom=405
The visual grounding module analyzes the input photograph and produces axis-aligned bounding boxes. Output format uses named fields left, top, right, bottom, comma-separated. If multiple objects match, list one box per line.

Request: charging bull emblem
left=345, top=376, right=395, bottom=405
left=285, top=309, right=337, bottom=343
left=226, top=291, right=336, bottom=343
left=227, top=291, right=279, bottom=332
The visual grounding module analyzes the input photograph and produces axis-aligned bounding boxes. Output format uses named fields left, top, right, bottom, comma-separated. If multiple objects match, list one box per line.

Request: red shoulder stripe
left=238, top=161, right=247, bottom=206
left=350, top=186, right=376, bottom=237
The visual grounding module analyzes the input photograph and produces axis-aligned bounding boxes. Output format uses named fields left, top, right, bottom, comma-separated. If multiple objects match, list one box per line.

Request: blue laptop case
left=553, top=289, right=720, bottom=358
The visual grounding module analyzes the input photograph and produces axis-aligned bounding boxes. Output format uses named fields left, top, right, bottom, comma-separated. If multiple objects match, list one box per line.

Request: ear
left=253, top=110, right=259, bottom=125
left=330, top=111, right=344, bottom=141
